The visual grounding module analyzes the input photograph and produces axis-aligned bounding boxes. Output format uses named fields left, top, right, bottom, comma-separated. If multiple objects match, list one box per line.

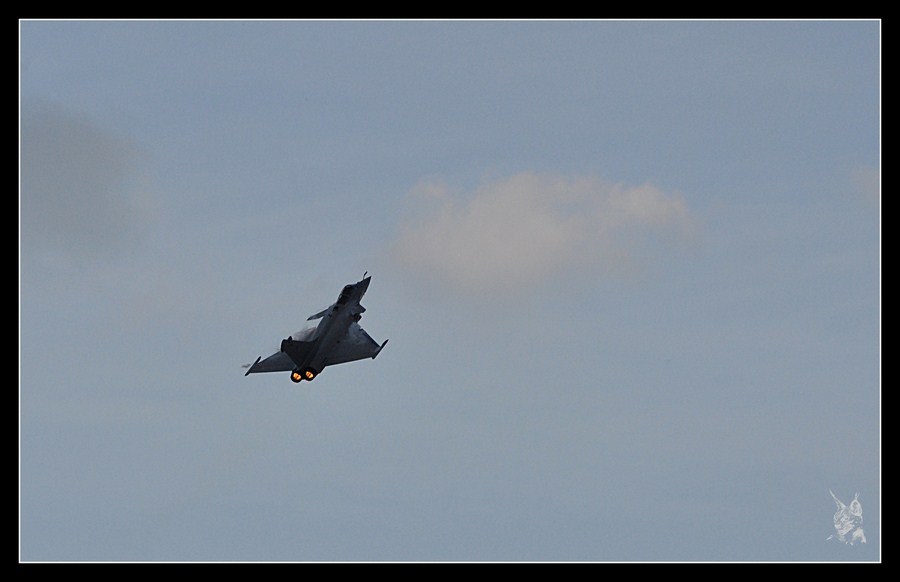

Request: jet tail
left=373, top=339, right=389, bottom=359
left=281, top=337, right=316, bottom=367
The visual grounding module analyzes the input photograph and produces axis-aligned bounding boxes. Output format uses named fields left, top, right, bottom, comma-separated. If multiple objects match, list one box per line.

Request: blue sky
left=20, top=20, right=879, bottom=561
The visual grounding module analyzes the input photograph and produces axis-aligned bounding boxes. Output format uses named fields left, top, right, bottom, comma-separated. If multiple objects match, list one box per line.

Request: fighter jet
left=244, top=274, right=388, bottom=383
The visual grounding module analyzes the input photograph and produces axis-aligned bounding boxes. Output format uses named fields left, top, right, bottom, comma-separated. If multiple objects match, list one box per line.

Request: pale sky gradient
left=20, top=20, right=879, bottom=561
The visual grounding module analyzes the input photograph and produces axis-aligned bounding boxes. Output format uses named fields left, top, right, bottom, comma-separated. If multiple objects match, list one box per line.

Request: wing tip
left=244, top=356, right=262, bottom=376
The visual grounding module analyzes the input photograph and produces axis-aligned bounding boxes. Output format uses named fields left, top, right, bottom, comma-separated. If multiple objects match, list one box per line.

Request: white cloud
left=389, top=172, right=695, bottom=298
left=851, top=164, right=879, bottom=210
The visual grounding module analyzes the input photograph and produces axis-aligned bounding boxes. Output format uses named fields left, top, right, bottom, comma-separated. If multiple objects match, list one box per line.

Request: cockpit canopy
left=336, top=285, right=354, bottom=306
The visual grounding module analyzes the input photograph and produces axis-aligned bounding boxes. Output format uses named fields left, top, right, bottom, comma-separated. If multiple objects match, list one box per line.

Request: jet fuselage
left=244, top=275, right=386, bottom=383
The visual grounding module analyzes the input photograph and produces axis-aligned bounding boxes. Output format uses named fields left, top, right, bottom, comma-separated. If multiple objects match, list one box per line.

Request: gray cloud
left=389, top=172, right=695, bottom=298
left=20, top=101, right=152, bottom=260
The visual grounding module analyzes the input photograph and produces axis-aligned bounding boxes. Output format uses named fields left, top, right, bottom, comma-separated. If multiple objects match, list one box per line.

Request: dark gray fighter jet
left=244, top=274, right=388, bottom=383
